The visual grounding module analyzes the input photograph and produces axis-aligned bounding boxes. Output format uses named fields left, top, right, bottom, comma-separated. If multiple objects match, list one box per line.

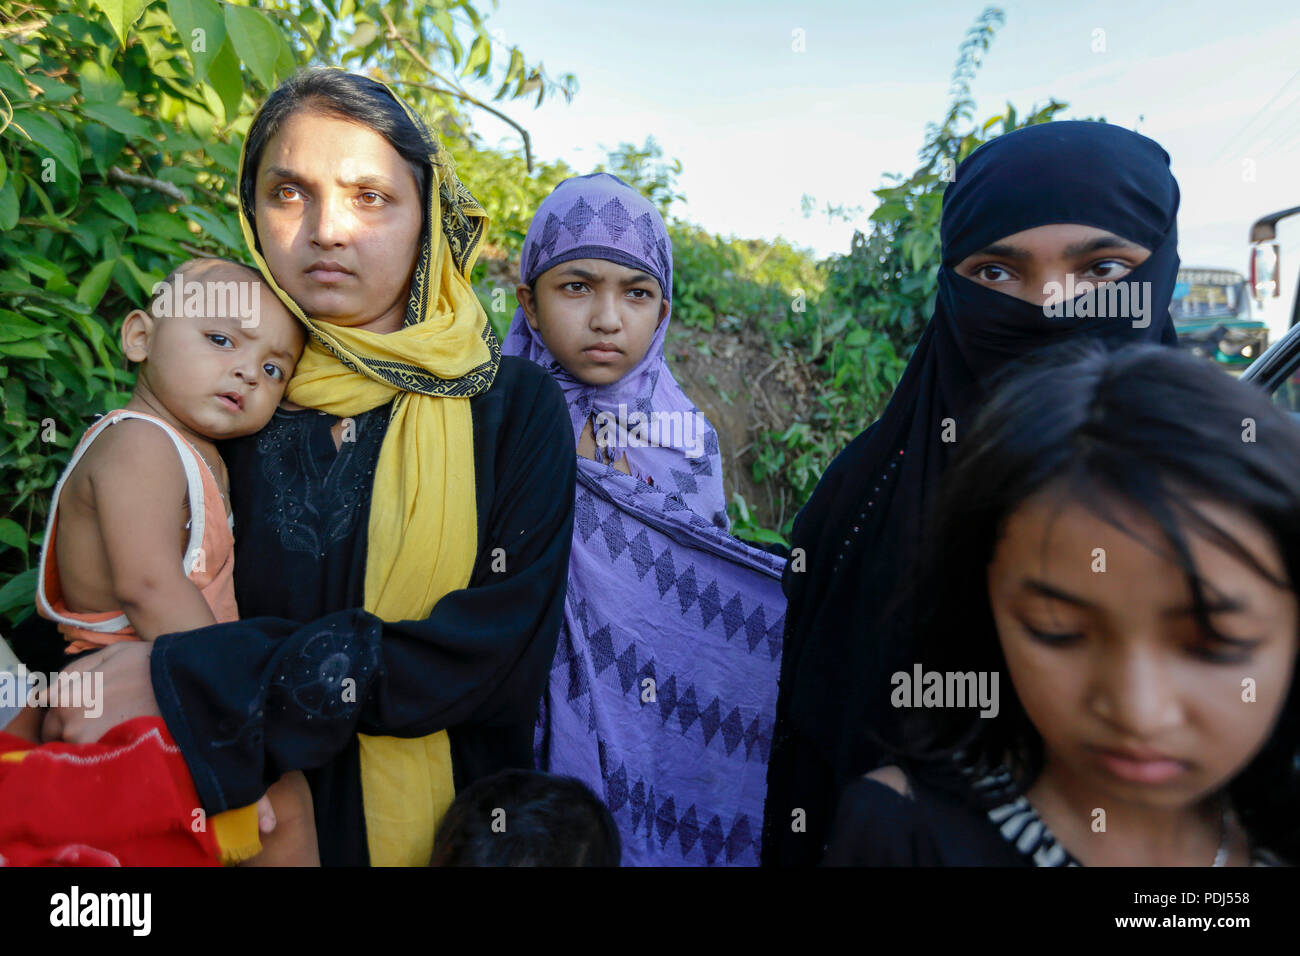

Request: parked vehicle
left=1171, top=268, right=1269, bottom=373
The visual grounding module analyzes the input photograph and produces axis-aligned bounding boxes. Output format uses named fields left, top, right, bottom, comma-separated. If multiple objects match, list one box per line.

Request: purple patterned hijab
left=508, top=174, right=788, bottom=864
left=502, top=173, right=729, bottom=530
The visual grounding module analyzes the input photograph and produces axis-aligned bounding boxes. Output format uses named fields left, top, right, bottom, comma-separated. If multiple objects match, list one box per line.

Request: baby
left=6, top=257, right=313, bottom=865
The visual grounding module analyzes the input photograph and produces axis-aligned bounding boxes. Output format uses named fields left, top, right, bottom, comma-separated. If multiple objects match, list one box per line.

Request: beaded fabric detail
left=832, top=448, right=905, bottom=570
left=256, top=406, right=386, bottom=557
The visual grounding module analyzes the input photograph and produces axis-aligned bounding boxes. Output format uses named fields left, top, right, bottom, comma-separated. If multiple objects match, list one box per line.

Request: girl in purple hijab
left=504, top=172, right=728, bottom=529
left=504, top=174, right=787, bottom=865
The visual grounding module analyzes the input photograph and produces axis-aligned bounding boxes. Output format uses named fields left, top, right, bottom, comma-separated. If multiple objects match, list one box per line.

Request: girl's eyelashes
left=1021, top=621, right=1083, bottom=647
left=1188, top=630, right=1263, bottom=665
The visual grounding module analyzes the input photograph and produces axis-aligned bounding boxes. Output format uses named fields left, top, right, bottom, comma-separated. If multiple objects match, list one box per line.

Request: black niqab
left=762, top=121, right=1182, bottom=866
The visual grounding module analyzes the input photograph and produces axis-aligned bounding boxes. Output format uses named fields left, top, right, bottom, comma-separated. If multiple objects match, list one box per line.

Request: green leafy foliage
left=0, top=0, right=575, bottom=625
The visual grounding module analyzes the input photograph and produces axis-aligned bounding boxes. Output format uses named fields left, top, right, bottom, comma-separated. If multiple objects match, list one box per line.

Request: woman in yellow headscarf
left=48, top=69, right=576, bottom=866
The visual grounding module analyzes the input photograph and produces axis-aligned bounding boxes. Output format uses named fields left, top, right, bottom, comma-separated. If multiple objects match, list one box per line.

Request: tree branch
left=379, top=9, right=534, bottom=172
left=108, top=166, right=187, bottom=203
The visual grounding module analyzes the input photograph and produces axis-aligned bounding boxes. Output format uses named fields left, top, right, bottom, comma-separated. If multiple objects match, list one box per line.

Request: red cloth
left=0, top=716, right=221, bottom=867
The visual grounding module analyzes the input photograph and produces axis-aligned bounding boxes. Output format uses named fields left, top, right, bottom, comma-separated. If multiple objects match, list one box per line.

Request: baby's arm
left=88, top=421, right=217, bottom=640
left=240, top=771, right=319, bottom=867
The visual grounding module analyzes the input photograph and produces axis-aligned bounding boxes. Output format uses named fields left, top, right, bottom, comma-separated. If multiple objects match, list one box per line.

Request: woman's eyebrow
left=340, top=173, right=398, bottom=191
left=970, top=241, right=1030, bottom=261
left=1022, top=578, right=1097, bottom=608
left=621, top=273, right=657, bottom=286
left=259, top=166, right=396, bottom=192
left=261, top=164, right=299, bottom=182
left=1063, top=234, right=1144, bottom=257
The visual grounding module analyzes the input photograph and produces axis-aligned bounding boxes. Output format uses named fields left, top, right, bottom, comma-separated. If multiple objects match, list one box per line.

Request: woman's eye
left=272, top=185, right=300, bottom=202
left=627, top=288, right=652, bottom=300
left=207, top=333, right=233, bottom=348
left=264, top=363, right=284, bottom=381
left=976, top=263, right=1014, bottom=282
left=1085, top=259, right=1132, bottom=280
left=563, top=282, right=589, bottom=293
left=1023, top=624, right=1083, bottom=647
left=360, top=191, right=384, bottom=206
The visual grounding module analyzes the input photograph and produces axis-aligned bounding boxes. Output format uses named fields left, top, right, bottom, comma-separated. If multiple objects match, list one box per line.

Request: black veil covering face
left=761, top=121, right=1182, bottom=867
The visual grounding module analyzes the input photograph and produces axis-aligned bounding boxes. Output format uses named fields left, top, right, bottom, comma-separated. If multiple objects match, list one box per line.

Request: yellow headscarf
left=237, top=71, right=500, bottom=865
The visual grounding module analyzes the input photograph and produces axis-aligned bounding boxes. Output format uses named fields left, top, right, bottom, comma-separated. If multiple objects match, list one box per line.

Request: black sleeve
left=150, top=369, right=576, bottom=814
left=821, top=776, right=928, bottom=867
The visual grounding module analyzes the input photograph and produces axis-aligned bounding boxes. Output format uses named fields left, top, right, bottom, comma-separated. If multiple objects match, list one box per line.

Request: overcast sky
left=465, top=1, right=1300, bottom=338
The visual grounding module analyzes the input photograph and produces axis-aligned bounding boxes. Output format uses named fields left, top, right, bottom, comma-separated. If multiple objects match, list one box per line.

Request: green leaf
left=0, top=177, right=17, bottom=232
left=0, top=340, right=52, bottom=359
left=205, top=36, right=243, bottom=123
left=348, top=20, right=378, bottom=49
left=27, top=74, right=78, bottom=104
left=91, top=187, right=137, bottom=228
left=0, top=568, right=38, bottom=616
left=82, top=102, right=153, bottom=140
left=0, top=518, right=26, bottom=551
left=224, top=4, right=283, bottom=90
left=431, top=9, right=462, bottom=64
left=118, top=254, right=164, bottom=302
left=167, top=0, right=226, bottom=81
left=2, top=378, right=25, bottom=426
left=0, top=61, right=25, bottom=96
left=78, top=60, right=125, bottom=103
left=184, top=96, right=216, bottom=139
left=137, top=210, right=197, bottom=242
left=464, top=34, right=490, bottom=78
left=9, top=110, right=81, bottom=181
left=83, top=122, right=126, bottom=178
left=0, top=310, right=49, bottom=342
left=76, top=258, right=119, bottom=308
left=89, top=0, right=150, bottom=47
left=128, top=233, right=189, bottom=257
left=182, top=203, right=242, bottom=250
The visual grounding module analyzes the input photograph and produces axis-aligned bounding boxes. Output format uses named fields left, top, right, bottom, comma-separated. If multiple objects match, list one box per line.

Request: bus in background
left=1170, top=268, right=1269, bottom=374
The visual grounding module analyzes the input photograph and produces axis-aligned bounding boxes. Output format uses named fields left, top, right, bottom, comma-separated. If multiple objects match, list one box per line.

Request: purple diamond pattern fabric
left=534, top=459, right=787, bottom=866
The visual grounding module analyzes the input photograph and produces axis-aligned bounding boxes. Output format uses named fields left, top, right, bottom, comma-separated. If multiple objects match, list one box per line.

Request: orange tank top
left=36, top=409, right=239, bottom=651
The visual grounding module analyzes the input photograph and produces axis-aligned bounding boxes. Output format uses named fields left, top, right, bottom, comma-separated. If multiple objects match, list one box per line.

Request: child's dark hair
left=899, top=339, right=1300, bottom=861
left=240, top=69, right=433, bottom=238
left=429, top=769, right=621, bottom=867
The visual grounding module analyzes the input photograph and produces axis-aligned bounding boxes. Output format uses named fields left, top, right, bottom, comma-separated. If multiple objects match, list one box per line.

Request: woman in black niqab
left=761, top=121, right=1182, bottom=867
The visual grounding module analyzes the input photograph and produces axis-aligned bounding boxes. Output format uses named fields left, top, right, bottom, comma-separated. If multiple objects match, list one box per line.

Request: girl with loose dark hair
left=825, top=341, right=1300, bottom=866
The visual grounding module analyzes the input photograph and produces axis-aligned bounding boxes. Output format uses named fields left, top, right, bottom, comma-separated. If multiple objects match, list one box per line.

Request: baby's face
left=128, top=266, right=305, bottom=440
left=519, top=258, right=667, bottom=386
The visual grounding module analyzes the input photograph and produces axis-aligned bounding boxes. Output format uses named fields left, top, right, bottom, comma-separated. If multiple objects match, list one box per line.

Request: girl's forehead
left=542, top=258, right=660, bottom=284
